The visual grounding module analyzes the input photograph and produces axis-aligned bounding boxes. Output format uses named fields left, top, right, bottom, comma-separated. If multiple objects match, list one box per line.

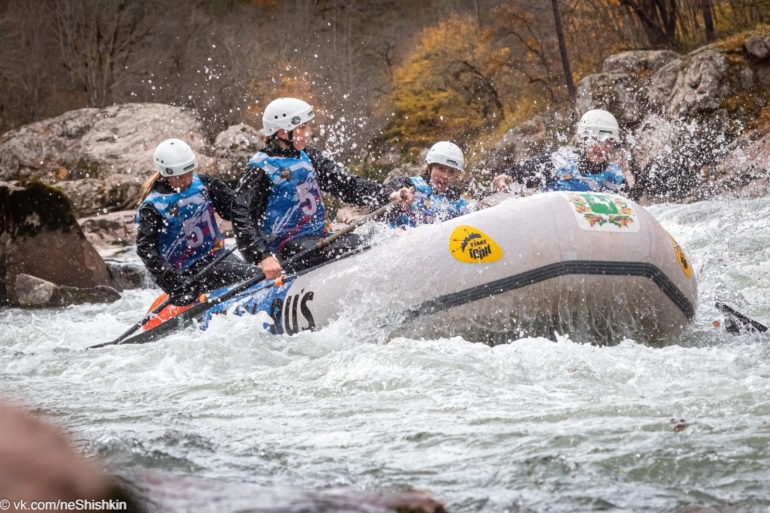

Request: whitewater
left=2, top=198, right=770, bottom=512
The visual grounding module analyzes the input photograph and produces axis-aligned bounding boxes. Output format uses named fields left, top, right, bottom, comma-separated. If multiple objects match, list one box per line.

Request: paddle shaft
left=89, top=243, right=242, bottom=349
left=93, top=201, right=397, bottom=348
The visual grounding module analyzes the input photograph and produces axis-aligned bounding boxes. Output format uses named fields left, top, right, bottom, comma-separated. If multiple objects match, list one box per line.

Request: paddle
left=715, top=302, right=768, bottom=334
left=90, top=243, right=244, bottom=349
left=89, top=201, right=397, bottom=349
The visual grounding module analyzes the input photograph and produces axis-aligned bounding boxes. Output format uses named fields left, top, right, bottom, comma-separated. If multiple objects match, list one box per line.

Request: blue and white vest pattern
left=249, top=151, right=327, bottom=253
left=139, top=174, right=225, bottom=270
left=546, top=147, right=626, bottom=192
left=391, top=177, right=469, bottom=228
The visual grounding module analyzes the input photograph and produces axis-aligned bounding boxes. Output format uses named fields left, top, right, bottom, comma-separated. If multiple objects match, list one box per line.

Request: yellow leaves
left=385, top=15, right=508, bottom=153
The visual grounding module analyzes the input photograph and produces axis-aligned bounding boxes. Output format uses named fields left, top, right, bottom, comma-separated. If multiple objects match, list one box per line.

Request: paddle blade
left=147, top=293, right=169, bottom=312
left=716, top=302, right=768, bottom=334
left=142, top=294, right=203, bottom=331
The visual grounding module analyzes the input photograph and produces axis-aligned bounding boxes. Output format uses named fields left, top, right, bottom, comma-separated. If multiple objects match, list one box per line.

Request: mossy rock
left=0, top=181, right=79, bottom=238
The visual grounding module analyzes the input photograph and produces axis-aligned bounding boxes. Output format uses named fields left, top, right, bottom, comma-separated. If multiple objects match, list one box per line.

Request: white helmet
left=578, top=109, right=620, bottom=141
left=262, top=98, right=315, bottom=136
left=426, top=141, right=464, bottom=172
left=153, top=138, right=198, bottom=177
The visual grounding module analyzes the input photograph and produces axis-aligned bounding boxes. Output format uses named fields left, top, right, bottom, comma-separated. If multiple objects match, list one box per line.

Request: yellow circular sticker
left=668, top=234, right=692, bottom=278
left=449, top=225, right=503, bottom=263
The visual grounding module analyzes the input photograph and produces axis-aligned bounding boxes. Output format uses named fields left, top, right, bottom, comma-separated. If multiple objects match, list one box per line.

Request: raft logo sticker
left=564, top=193, right=639, bottom=233
left=449, top=225, right=503, bottom=263
left=668, top=234, right=692, bottom=278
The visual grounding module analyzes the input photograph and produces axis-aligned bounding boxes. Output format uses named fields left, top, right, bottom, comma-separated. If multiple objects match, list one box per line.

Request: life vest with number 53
left=249, top=151, right=327, bottom=253
left=138, top=174, right=225, bottom=270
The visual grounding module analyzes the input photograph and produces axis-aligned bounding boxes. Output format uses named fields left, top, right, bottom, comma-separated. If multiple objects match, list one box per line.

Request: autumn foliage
left=383, top=16, right=510, bottom=156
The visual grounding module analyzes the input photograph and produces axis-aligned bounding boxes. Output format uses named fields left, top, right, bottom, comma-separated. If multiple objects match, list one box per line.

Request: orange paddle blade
left=143, top=294, right=206, bottom=331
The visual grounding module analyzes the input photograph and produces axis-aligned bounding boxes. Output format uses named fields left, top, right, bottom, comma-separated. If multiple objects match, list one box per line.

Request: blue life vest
left=546, top=147, right=626, bottom=192
left=249, top=151, right=327, bottom=253
left=391, top=177, right=469, bottom=228
left=138, top=174, right=225, bottom=270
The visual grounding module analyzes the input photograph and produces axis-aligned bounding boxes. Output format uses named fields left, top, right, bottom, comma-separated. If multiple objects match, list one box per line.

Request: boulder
left=602, top=50, right=681, bottom=74
left=105, top=260, right=153, bottom=290
left=78, top=210, right=137, bottom=248
left=15, top=274, right=120, bottom=307
left=745, top=35, right=770, bottom=59
left=0, top=103, right=216, bottom=215
left=649, top=50, right=730, bottom=116
left=576, top=73, right=647, bottom=125
left=214, top=123, right=264, bottom=185
left=577, top=51, right=682, bottom=126
left=0, top=181, right=113, bottom=305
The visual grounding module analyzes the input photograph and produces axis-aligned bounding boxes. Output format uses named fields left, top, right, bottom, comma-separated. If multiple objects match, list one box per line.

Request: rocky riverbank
left=488, top=28, right=770, bottom=202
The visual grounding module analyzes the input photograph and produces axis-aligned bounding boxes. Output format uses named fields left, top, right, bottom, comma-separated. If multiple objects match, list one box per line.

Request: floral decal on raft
left=565, top=193, right=639, bottom=232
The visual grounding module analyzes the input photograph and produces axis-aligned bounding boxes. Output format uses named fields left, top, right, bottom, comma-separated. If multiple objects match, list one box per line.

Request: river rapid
left=2, top=198, right=770, bottom=512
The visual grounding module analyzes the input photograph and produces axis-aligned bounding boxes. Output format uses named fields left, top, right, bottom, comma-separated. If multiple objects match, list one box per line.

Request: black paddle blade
left=716, top=302, right=768, bottom=334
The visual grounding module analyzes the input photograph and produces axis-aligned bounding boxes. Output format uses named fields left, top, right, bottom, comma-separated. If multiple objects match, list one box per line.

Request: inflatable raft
left=145, top=192, right=698, bottom=345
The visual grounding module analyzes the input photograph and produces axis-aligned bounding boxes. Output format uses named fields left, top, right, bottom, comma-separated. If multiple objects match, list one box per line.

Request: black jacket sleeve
left=135, top=205, right=181, bottom=291
left=382, top=176, right=414, bottom=196
left=305, top=146, right=391, bottom=208
left=199, top=174, right=236, bottom=220
left=231, top=165, right=274, bottom=265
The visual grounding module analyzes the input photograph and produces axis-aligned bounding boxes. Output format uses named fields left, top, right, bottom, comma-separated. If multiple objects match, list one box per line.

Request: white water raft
left=200, top=191, right=697, bottom=345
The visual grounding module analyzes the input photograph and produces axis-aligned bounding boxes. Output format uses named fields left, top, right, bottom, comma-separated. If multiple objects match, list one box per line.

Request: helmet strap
left=275, top=128, right=296, bottom=150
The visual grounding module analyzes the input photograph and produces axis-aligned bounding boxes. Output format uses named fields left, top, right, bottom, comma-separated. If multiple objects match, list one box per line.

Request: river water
left=2, top=198, right=770, bottom=512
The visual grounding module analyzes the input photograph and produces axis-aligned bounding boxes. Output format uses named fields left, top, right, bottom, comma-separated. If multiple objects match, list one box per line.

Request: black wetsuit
left=136, top=175, right=261, bottom=305
left=231, top=141, right=391, bottom=272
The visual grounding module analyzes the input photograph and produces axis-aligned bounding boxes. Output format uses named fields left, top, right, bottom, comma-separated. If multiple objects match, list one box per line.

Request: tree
left=618, top=0, right=678, bottom=49
left=54, top=0, right=151, bottom=108
left=551, top=0, right=576, bottom=105
left=702, top=0, right=715, bottom=42
left=384, top=15, right=509, bottom=154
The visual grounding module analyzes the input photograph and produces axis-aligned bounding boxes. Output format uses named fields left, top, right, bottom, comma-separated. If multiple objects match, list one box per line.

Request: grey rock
left=105, top=262, right=152, bottom=290
left=738, top=66, right=756, bottom=91
left=648, top=58, right=683, bottom=111
left=15, top=274, right=120, bottom=307
left=15, top=274, right=56, bottom=306
left=78, top=210, right=137, bottom=248
left=745, top=35, right=770, bottom=59
left=214, top=123, right=264, bottom=184
left=756, top=65, right=770, bottom=88
left=0, top=103, right=216, bottom=215
left=650, top=51, right=729, bottom=116
left=602, top=50, right=680, bottom=74
left=576, top=73, right=646, bottom=125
